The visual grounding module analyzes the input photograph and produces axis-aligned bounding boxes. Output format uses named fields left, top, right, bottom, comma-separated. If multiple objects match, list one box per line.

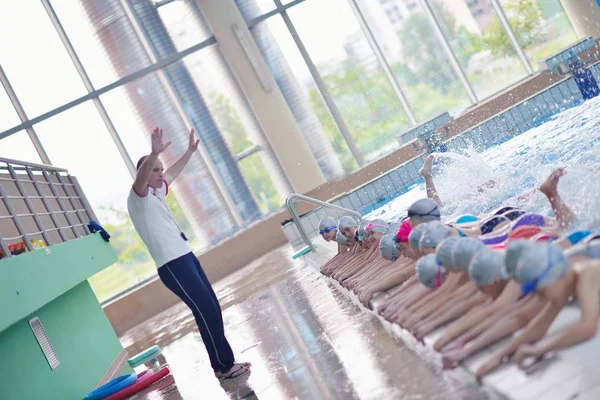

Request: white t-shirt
left=127, top=180, right=192, bottom=268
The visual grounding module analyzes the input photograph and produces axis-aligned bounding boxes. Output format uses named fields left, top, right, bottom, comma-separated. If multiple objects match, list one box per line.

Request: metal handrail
left=285, top=193, right=362, bottom=252
left=0, top=157, right=68, bottom=173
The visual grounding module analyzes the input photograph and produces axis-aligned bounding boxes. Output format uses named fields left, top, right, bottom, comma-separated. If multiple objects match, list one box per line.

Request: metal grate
left=29, top=317, right=60, bottom=370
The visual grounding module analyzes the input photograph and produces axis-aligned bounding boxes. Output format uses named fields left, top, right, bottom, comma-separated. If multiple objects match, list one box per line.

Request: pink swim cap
left=395, top=221, right=412, bottom=243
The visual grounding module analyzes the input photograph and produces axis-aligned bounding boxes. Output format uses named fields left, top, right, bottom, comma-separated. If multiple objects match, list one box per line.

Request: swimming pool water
left=366, top=95, right=600, bottom=228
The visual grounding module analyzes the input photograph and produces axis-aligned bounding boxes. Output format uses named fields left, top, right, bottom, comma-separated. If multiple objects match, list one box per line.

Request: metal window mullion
left=41, top=0, right=137, bottom=178
left=0, top=234, right=10, bottom=258
left=0, top=184, right=33, bottom=251
left=54, top=173, right=90, bottom=235
left=248, top=0, right=308, bottom=28
left=417, top=0, right=478, bottom=104
left=7, top=165, right=53, bottom=246
left=66, top=174, right=98, bottom=223
left=347, top=0, right=417, bottom=126
left=25, top=167, right=68, bottom=242
left=119, top=0, right=244, bottom=227
left=274, top=0, right=365, bottom=167
left=41, top=169, right=79, bottom=238
left=489, top=0, right=534, bottom=75
left=0, top=36, right=217, bottom=142
left=0, top=65, right=51, bottom=164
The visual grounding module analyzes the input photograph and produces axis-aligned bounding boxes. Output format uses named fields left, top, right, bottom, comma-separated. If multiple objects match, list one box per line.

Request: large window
left=0, top=131, right=42, bottom=164
left=0, top=0, right=86, bottom=117
left=497, top=0, right=577, bottom=69
left=0, top=0, right=582, bottom=303
left=428, top=0, right=529, bottom=100
left=287, top=0, right=411, bottom=163
left=355, top=0, right=472, bottom=120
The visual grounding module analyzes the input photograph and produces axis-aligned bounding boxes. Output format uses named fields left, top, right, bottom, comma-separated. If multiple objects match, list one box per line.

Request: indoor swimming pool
left=365, top=95, right=600, bottom=226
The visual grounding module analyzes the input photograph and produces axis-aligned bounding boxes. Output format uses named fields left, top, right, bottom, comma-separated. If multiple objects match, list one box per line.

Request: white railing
left=285, top=193, right=362, bottom=252
left=0, top=157, right=96, bottom=259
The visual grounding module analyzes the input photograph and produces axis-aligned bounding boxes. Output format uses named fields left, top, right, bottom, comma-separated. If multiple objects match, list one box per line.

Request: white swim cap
left=452, top=237, right=485, bottom=272
left=416, top=254, right=444, bottom=288
left=469, top=248, right=507, bottom=286
left=338, top=216, right=359, bottom=230
left=357, top=219, right=371, bottom=241
left=386, top=222, right=401, bottom=236
left=365, top=218, right=389, bottom=234
left=564, top=239, right=600, bottom=259
left=436, top=236, right=461, bottom=267
left=515, top=243, right=569, bottom=291
left=319, top=216, right=337, bottom=231
left=336, top=230, right=348, bottom=245
left=505, top=240, right=534, bottom=277
left=408, top=223, right=428, bottom=250
left=419, top=221, right=452, bottom=249
left=379, top=234, right=399, bottom=261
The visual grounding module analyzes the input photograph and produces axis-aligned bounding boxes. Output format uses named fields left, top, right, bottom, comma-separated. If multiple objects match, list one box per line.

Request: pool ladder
left=285, top=193, right=362, bottom=252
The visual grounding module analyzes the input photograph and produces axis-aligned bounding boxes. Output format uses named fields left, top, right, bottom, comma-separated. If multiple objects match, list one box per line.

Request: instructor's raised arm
left=133, top=128, right=171, bottom=196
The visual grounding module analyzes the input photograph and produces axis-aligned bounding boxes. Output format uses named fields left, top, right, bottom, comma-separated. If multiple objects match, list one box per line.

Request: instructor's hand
left=151, top=128, right=172, bottom=155
left=187, top=129, right=199, bottom=153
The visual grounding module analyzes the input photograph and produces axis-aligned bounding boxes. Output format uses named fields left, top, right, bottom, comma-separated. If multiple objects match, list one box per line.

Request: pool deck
left=118, top=245, right=499, bottom=400
left=303, top=241, right=600, bottom=400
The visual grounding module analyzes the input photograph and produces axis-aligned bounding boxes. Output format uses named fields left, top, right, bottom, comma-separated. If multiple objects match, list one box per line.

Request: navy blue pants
left=159, top=252, right=234, bottom=373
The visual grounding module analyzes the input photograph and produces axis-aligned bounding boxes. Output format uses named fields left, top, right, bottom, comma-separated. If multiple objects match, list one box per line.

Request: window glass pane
left=51, top=0, right=152, bottom=89
left=239, top=153, right=282, bottom=214
left=355, top=0, right=471, bottom=121
left=34, top=101, right=155, bottom=302
left=155, top=0, right=212, bottom=51
left=236, top=0, right=277, bottom=22
left=286, top=0, right=412, bottom=163
left=177, top=45, right=288, bottom=207
left=245, top=15, right=352, bottom=178
left=497, top=0, right=577, bottom=67
left=0, top=0, right=87, bottom=117
left=0, top=131, right=42, bottom=164
left=0, top=87, right=21, bottom=133
left=429, top=0, right=528, bottom=100
left=100, top=71, right=237, bottom=244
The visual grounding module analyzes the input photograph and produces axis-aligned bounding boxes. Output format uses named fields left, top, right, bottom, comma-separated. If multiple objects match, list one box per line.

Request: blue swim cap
left=566, top=230, right=592, bottom=245
left=455, top=214, right=478, bottom=224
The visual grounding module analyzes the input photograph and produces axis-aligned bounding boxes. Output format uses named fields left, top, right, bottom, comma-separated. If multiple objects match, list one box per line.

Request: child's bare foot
left=441, top=348, right=468, bottom=369
left=539, top=168, right=566, bottom=197
left=420, top=155, right=434, bottom=177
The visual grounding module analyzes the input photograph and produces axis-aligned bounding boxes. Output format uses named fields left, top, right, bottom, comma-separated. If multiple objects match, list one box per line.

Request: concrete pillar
left=195, top=0, right=327, bottom=194
left=560, top=0, right=600, bottom=39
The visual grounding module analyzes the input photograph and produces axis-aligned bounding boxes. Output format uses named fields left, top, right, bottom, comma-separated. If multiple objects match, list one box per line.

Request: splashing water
left=367, top=96, right=600, bottom=228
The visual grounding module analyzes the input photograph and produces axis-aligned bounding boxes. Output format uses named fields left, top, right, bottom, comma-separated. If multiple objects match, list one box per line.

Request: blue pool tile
left=566, top=77, right=583, bottom=99
left=347, top=191, right=361, bottom=210
left=397, top=166, right=411, bottom=186
left=373, top=179, right=388, bottom=200
left=378, top=174, right=394, bottom=194
left=307, top=211, right=321, bottom=231
left=404, top=162, right=419, bottom=183
left=357, top=188, right=371, bottom=207
left=543, top=90, right=557, bottom=113
left=340, top=196, right=354, bottom=211
left=389, top=170, right=405, bottom=190
left=550, top=85, right=565, bottom=107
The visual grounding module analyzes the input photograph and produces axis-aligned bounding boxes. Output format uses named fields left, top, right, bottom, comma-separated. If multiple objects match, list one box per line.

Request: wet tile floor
left=120, top=246, right=501, bottom=400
